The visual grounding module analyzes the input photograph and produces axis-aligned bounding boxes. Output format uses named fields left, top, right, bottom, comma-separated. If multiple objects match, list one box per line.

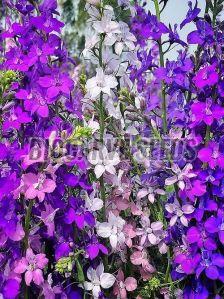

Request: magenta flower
left=193, top=64, right=218, bottom=89
left=14, top=248, right=48, bottom=286
left=198, top=142, right=224, bottom=169
left=191, top=100, right=224, bottom=126
left=21, top=173, right=56, bottom=201
left=38, top=73, right=74, bottom=99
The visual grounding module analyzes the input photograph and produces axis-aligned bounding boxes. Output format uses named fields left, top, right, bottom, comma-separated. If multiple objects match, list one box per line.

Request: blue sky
left=145, top=0, right=223, bottom=59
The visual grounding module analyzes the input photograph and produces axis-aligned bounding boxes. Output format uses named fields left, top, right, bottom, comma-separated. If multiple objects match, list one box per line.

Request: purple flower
left=65, top=197, right=95, bottom=229
left=190, top=100, right=224, bottom=126
left=16, top=89, right=50, bottom=118
left=86, top=236, right=108, bottom=260
left=204, top=210, right=224, bottom=244
left=198, top=142, right=224, bottom=169
left=196, top=250, right=224, bottom=282
left=193, top=64, right=218, bottom=89
left=38, top=73, right=74, bottom=98
left=3, top=107, right=31, bottom=131
left=180, top=1, right=201, bottom=29
left=187, top=225, right=217, bottom=250
left=187, top=20, right=214, bottom=45
left=3, top=279, right=20, bottom=299
left=30, top=15, right=63, bottom=33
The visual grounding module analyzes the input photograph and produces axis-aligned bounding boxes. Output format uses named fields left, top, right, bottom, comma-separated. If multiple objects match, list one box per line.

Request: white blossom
left=88, top=147, right=120, bottom=178
left=83, top=263, right=116, bottom=298
left=97, top=212, right=125, bottom=249
left=86, top=68, right=118, bottom=99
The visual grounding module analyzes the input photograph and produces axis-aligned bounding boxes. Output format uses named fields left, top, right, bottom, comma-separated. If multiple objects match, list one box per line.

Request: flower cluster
left=0, top=0, right=101, bottom=297
left=1, top=0, right=224, bottom=298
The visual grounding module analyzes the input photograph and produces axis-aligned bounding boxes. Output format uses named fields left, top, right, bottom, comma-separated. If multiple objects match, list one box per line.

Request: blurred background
left=1, top=0, right=224, bottom=59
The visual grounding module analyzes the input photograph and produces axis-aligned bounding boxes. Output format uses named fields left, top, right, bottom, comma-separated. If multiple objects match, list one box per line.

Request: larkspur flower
left=88, top=147, right=120, bottom=178
left=83, top=263, right=116, bottom=298
left=165, top=200, right=194, bottom=227
left=14, top=248, right=48, bottom=286
left=97, top=212, right=125, bottom=249
left=86, top=68, right=118, bottom=99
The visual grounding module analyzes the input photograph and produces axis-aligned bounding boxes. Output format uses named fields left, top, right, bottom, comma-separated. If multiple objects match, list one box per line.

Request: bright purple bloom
left=190, top=100, right=224, bottom=126
left=193, top=64, right=218, bottom=89
left=38, top=73, right=74, bottom=98
left=3, top=107, right=31, bottom=131
left=198, top=142, right=224, bottom=169
left=187, top=20, right=214, bottom=45
left=180, top=1, right=200, bottom=29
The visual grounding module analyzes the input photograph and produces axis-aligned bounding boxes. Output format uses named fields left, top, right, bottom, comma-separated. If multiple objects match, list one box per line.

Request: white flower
left=83, top=33, right=100, bottom=58
left=137, top=187, right=165, bottom=204
left=115, top=21, right=136, bottom=55
left=84, top=115, right=100, bottom=133
left=93, top=15, right=121, bottom=46
left=84, top=189, right=103, bottom=212
left=86, top=68, right=118, bottom=99
left=88, top=147, right=120, bottom=178
left=97, top=212, right=125, bottom=249
left=83, top=263, right=115, bottom=298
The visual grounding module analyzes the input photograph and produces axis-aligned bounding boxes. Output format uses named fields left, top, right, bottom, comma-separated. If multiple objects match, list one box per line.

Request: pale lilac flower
left=14, top=248, right=48, bottom=286
left=86, top=68, right=118, bottom=99
left=165, top=163, right=196, bottom=190
left=83, top=263, right=116, bottom=298
left=165, top=200, right=194, bottom=227
left=137, top=216, right=164, bottom=246
left=115, top=21, right=136, bottom=55
left=88, top=147, right=120, bottom=178
left=93, top=15, right=121, bottom=46
left=84, top=189, right=103, bottom=212
left=97, top=212, right=125, bottom=249
left=86, top=0, right=100, bottom=5
left=137, top=187, right=165, bottom=203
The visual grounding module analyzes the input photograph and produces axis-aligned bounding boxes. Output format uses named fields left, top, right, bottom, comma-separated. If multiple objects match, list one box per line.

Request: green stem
left=23, top=199, right=34, bottom=299
left=213, top=0, right=217, bottom=26
left=98, top=31, right=108, bottom=270
left=23, top=199, right=34, bottom=252
left=154, top=0, right=167, bottom=134
left=205, top=125, right=211, bottom=145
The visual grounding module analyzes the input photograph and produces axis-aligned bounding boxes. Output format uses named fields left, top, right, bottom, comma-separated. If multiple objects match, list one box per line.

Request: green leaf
left=76, top=258, right=85, bottom=283
left=165, top=185, right=175, bottom=193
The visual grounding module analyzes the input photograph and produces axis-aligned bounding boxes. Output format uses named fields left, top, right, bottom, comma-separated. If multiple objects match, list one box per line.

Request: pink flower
left=130, top=250, right=155, bottom=273
left=14, top=248, right=48, bottom=286
left=123, top=223, right=136, bottom=248
left=21, top=173, right=56, bottom=201
left=113, top=269, right=137, bottom=299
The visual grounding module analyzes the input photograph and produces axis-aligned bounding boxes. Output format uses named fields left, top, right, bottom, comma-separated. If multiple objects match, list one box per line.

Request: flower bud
left=86, top=0, right=100, bottom=5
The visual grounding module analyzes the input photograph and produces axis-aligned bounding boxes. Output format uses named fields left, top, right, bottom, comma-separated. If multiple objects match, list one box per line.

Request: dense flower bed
left=0, top=0, right=224, bottom=298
